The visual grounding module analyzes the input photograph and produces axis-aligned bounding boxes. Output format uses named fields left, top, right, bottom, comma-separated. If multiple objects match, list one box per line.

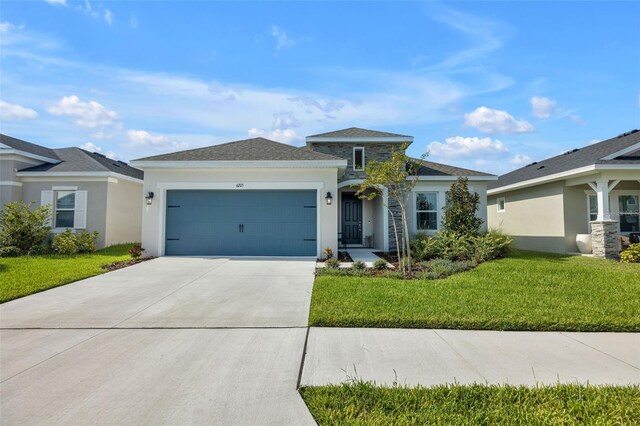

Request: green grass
left=309, top=250, right=640, bottom=331
left=300, top=382, right=640, bottom=425
left=0, top=244, right=133, bottom=303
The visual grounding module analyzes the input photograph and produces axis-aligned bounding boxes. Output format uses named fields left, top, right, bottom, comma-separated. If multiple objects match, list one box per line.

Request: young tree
left=441, top=177, right=483, bottom=236
left=355, top=144, right=422, bottom=275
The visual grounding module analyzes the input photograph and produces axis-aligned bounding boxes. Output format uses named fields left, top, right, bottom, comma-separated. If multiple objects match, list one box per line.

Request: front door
left=342, top=194, right=362, bottom=245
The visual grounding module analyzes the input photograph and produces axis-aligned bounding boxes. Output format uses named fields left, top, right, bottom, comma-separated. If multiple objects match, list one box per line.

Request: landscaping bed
left=309, top=250, right=640, bottom=331
left=101, top=257, right=154, bottom=272
left=301, top=382, right=640, bottom=425
left=0, top=244, right=140, bottom=303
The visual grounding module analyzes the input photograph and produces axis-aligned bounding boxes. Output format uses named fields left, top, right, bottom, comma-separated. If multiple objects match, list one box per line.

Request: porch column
left=589, top=179, right=620, bottom=260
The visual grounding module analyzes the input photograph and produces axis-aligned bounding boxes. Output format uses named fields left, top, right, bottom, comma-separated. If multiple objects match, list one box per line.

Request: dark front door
left=342, top=194, right=362, bottom=245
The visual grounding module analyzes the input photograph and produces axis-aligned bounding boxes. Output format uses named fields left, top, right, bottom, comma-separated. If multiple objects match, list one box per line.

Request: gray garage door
left=165, top=190, right=317, bottom=256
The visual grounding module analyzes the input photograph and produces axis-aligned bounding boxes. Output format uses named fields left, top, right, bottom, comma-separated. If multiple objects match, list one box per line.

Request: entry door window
left=619, top=195, right=639, bottom=232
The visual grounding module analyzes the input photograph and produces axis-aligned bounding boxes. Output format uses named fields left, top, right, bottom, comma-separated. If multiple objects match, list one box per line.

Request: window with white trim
left=497, top=197, right=505, bottom=212
left=588, top=194, right=598, bottom=222
left=353, top=147, right=365, bottom=171
left=619, top=195, right=639, bottom=232
left=54, top=191, right=76, bottom=228
left=416, top=192, right=438, bottom=231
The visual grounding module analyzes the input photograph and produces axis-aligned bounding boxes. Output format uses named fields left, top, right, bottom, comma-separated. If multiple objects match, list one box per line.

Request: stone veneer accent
left=308, top=141, right=405, bottom=252
left=590, top=220, right=620, bottom=260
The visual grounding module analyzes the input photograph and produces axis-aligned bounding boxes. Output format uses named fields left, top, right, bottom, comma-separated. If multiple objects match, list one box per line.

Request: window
left=54, top=191, right=76, bottom=228
left=353, top=147, right=365, bottom=171
left=619, top=195, right=639, bottom=233
left=588, top=194, right=598, bottom=222
left=497, top=197, right=506, bottom=212
left=416, top=192, right=438, bottom=231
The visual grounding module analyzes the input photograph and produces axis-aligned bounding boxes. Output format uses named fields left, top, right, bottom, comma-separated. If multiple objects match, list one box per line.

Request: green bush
left=52, top=229, right=79, bottom=255
left=351, top=260, right=367, bottom=270
left=416, top=258, right=477, bottom=280
left=324, top=257, right=341, bottom=269
left=27, top=244, right=51, bottom=256
left=620, top=243, right=640, bottom=263
left=472, top=230, right=513, bottom=262
left=77, top=230, right=99, bottom=253
left=372, top=259, right=388, bottom=270
left=380, top=270, right=403, bottom=279
left=0, top=246, right=22, bottom=258
left=0, top=201, right=51, bottom=254
left=411, top=230, right=512, bottom=263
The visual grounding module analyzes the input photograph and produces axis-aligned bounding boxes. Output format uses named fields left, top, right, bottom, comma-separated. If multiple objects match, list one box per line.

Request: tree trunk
left=399, top=202, right=411, bottom=273
left=388, top=209, right=403, bottom=275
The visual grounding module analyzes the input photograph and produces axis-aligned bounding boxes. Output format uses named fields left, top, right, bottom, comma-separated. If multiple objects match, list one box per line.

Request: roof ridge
left=66, top=148, right=112, bottom=172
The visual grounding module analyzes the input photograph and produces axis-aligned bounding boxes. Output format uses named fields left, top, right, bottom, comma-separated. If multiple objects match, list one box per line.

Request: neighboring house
left=487, top=129, right=640, bottom=259
left=130, top=128, right=496, bottom=257
left=0, top=134, right=144, bottom=248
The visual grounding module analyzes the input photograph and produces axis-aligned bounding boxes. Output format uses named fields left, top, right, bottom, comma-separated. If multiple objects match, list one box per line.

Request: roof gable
left=133, top=137, right=344, bottom=162
left=489, top=129, right=640, bottom=190
left=307, top=127, right=412, bottom=139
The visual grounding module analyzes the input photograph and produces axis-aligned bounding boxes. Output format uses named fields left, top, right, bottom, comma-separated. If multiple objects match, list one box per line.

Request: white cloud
left=270, top=25, right=295, bottom=51
left=464, top=106, right=534, bottom=134
left=0, top=100, right=38, bottom=119
left=79, top=141, right=118, bottom=159
left=529, top=96, right=557, bottom=119
left=248, top=127, right=299, bottom=144
left=511, top=154, right=531, bottom=165
left=126, top=129, right=188, bottom=151
left=428, top=136, right=508, bottom=158
left=48, top=95, right=118, bottom=128
left=130, top=14, right=138, bottom=29
left=44, top=0, right=67, bottom=5
left=90, top=131, right=113, bottom=139
left=0, top=21, right=15, bottom=33
left=570, top=114, right=586, bottom=126
left=272, top=111, right=300, bottom=130
left=104, top=9, right=113, bottom=26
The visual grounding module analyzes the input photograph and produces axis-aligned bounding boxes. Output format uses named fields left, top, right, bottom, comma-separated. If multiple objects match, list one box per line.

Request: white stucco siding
left=139, top=167, right=339, bottom=257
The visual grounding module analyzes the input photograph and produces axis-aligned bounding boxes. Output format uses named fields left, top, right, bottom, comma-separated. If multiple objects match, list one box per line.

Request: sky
left=0, top=0, right=639, bottom=174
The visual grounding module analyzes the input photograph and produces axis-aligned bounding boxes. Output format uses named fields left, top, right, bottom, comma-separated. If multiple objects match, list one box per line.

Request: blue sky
left=1, top=1, right=638, bottom=173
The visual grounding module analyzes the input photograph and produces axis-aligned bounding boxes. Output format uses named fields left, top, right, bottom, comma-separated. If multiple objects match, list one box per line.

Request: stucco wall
left=1, top=157, right=41, bottom=205
left=488, top=181, right=566, bottom=253
left=105, top=178, right=143, bottom=246
left=21, top=180, right=110, bottom=248
left=563, top=184, right=590, bottom=253
left=139, top=167, right=339, bottom=257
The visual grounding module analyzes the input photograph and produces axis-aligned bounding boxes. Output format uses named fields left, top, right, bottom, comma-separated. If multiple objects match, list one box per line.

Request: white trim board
left=0, top=181, right=22, bottom=187
left=411, top=175, right=498, bottom=181
left=16, top=171, right=143, bottom=184
left=0, top=147, right=60, bottom=164
left=130, top=160, right=347, bottom=169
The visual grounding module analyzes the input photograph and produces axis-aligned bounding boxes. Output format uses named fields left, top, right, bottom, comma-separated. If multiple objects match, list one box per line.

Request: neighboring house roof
left=307, top=127, right=412, bottom=139
left=410, top=158, right=496, bottom=178
left=0, top=133, right=60, bottom=162
left=20, top=148, right=144, bottom=180
left=133, top=137, right=344, bottom=162
left=488, top=129, right=640, bottom=191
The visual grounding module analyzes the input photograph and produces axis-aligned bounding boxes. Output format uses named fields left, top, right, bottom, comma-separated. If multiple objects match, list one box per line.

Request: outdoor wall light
left=145, top=191, right=154, bottom=205
left=325, top=192, right=333, bottom=205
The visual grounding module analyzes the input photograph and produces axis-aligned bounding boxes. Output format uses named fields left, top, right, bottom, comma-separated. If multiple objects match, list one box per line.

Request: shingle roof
left=307, top=127, right=412, bottom=139
left=488, top=130, right=640, bottom=190
left=20, top=148, right=144, bottom=180
left=410, top=158, right=495, bottom=177
left=0, top=133, right=60, bottom=161
left=133, top=137, right=344, bottom=162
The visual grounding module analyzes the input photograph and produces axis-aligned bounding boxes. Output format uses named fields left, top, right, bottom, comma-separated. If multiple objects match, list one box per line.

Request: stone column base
left=590, top=220, right=620, bottom=260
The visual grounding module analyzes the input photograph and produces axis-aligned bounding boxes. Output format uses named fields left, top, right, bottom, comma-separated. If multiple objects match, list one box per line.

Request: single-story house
left=0, top=134, right=144, bottom=248
left=487, top=129, right=640, bottom=258
left=130, top=128, right=496, bottom=257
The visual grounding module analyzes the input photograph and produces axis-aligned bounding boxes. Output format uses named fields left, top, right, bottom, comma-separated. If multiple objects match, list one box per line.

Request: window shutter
left=74, top=190, right=88, bottom=229
left=40, top=190, right=53, bottom=227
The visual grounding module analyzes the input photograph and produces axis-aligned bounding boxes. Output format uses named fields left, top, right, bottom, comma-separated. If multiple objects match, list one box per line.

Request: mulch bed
left=101, top=257, right=155, bottom=272
left=338, top=251, right=353, bottom=262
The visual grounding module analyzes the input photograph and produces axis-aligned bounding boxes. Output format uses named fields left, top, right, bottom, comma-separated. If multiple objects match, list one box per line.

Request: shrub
left=620, top=243, right=640, bottom=263
left=0, top=246, right=21, bottom=258
left=323, top=247, right=334, bottom=260
left=416, top=258, right=477, bottom=280
left=52, top=229, right=79, bottom=255
left=129, top=243, right=144, bottom=259
left=77, top=230, right=99, bottom=253
left=381, top=270, right=403, bottom=279
left=0, top=201, right=51, bottom=254
left=472, top=230, right=513, bottom=262
left=372, top=259, right=388, bottom=270
left=410, top=234, right=440, bottom=261
left=441, top=177, right=483, bottom=237
left=351, top=260, right=367, bottom=271
left=27, top=244, right=51, bottom=256
left=325, top=257, right=341, bottom=269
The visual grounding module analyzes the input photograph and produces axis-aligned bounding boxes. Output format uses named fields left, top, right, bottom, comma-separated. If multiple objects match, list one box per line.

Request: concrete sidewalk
left=301, top=328, right=640, bottom=387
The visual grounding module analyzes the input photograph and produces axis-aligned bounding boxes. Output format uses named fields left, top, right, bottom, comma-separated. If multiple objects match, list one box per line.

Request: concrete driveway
left=0, top=257, right=317, bottom=425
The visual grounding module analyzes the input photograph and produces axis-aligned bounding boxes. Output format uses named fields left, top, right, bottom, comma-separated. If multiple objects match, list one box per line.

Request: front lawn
left=0, top=244, right=133, bottom=303
left=300, top=383, right=640, bottom=425
left=309, top=250, right=640, bottom=331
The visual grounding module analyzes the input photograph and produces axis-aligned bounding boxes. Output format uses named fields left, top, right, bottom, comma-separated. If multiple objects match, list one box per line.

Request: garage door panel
left=165, top=190, right=317, bottom=256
